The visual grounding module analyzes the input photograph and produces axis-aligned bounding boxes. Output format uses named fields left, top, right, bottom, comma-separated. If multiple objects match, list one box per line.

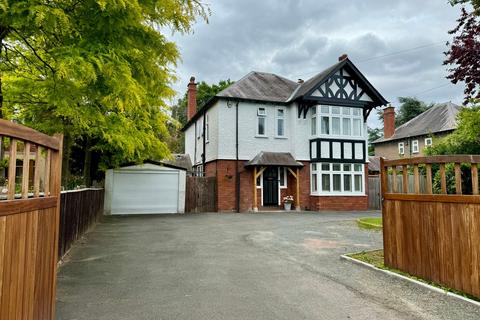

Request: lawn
left=356, top=217, right=382, bottom=230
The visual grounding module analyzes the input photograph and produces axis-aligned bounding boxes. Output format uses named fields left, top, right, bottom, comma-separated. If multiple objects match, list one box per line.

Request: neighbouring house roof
left=217, top=71, right=298, bottom=103
left=245, top=151, right=304, bottom=167
left=163, top=154, right=193, bottom=172
left=182, top=58, right=388, bottom=131
left=373, top=102, right=462, bottom=144
left=368, top=156, right=381, bottom=173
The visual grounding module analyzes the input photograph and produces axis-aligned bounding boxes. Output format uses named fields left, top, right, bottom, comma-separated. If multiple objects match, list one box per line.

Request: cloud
left=168, top=0, right=466, bottom=128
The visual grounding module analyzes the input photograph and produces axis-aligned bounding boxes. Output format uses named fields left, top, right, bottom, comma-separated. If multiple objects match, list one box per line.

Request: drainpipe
left=202, top=113, right=206, bottom=175
left=235, top=101, right=240, bottom=213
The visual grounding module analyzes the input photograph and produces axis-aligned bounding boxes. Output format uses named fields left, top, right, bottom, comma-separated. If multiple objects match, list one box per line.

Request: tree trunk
left=83, top=138, right=92, bottom=187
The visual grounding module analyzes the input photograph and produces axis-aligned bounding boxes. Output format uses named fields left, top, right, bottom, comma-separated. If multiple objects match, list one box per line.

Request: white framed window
left=311, top=106, right=317, bottom=135
left=412, top=140, right=419, bottom=153
left=279, top=167, right=287, bottom=188
left=205, top=114, right=209, bottom=143
left=310, top=162, right=365, bottom=195
left=256, top=107, right=266, bottom=136
left=425, top=137, right=432, bottom=147
left=311, top=141, right=317, bottom=158
left=276, top=108, right=286, bottom=137
left=311, top=163, right=318, bottom=193
left=256, top=173, right=262, bottom=188
left=313, top=105, right=363, bottom=138
left=196, top=121, right=203, bottom=139
left=194, top=165, right=204, bottom=177
left=398, top=142, right=405, bottom=155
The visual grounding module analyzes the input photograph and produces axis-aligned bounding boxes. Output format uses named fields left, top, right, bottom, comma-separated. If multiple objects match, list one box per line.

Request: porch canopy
left=245, top=152, right=303, bottom=168
left=245, top=152, right=303, bottom=211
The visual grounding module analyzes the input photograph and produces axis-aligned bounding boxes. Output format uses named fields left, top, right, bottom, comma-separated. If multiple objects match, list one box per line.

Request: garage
left=104, top=161, right=186, bottom=215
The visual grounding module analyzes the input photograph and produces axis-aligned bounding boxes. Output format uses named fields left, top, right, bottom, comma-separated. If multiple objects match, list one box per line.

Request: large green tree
left=169, top=79, right=233, bottom=153
left=1, top=0, right=208, bottom=185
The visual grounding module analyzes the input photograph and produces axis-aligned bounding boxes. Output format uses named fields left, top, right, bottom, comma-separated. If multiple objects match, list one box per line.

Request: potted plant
left=283, top=195, right=294, bottom=211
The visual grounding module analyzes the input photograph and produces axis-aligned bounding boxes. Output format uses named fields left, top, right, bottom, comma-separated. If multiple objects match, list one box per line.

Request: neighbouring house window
left=279, top=167, right=287, bottom=188
left=412, top=140, right=419, bottom=153
left=276, top=108, right=285, bottom=137
left=398, top=142, right=405, bottom=155
left=194, top=165, right=204, bottom=177
left=425, top=137, right=432, bottom=147
left=314, top=105, right=363, bottom=137
left=205, top=114, right=209, bottom=143
left=311, top=106, right=317, bottom=135
left=196, top=121, right=202, bottom=139
left=257, top=107, right=266, bottom=136
left=310, top=162, right=365, bottom=194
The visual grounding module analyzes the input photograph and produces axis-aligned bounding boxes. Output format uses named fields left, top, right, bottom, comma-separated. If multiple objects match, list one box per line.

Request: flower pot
left=284, top=202, right=292, bottom=211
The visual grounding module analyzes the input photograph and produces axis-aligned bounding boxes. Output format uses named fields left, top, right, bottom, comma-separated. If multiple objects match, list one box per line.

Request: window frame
left=314, top=105, right=363, bottom=138
left=412, top=140, right=419, bottom=153
left=278, top=167, right=287, bottom=188
left=256, top=107, right=267, bottom=137
left=311, top=106, right=317, bottom=136
left=398, top=142, right=405, bottom=155
left=310, top=162, right=365, bottom=196
left=275, top=107, right=286, bottom=138
left=425, top=137, right=432, bottom=147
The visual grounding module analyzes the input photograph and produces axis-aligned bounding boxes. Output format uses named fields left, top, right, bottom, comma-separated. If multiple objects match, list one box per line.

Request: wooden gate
left=367, top=175, right=381, bottom=210
left=185, top=176, right=216, bottom=212
left=0, top=119, right=63, bottom=319
left=381, top=156, right=480, bottom=298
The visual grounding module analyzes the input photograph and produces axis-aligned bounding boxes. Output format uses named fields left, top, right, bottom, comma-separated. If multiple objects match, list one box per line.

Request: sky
left=168, top=0, right=467, bottom=129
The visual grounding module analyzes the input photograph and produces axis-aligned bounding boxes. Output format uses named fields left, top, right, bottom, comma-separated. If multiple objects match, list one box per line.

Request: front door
left=263, top=167, right=278, bottom=206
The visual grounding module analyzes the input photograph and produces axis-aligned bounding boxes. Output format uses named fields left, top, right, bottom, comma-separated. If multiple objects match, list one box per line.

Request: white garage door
left=111, top=169, right=179, bottom=214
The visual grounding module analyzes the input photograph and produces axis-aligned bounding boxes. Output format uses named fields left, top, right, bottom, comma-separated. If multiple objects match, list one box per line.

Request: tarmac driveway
left=56, top=212, right=480, bottom=320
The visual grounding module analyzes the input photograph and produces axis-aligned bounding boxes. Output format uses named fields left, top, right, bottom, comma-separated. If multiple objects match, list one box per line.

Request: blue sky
left=168, top=0, right=467, bottom=128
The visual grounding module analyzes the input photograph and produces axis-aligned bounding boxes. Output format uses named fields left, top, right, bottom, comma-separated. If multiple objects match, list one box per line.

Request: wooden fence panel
left=0, top=119, right=62, bottom=320
left=368, top=175, right=381, bottom=210
left=58, top=189, right=104, bottom=259
left=381, top=156, right=480, bottom=298
left=185, top=176, right=216, bottom=213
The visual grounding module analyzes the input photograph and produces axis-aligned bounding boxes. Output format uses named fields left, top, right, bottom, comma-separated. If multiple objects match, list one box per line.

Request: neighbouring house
left=372, top=102, right=462, bottom=159
left=182, top=55, right=388, bottom=212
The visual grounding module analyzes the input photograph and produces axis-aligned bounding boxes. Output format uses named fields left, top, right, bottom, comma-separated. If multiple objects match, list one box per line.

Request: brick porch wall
left=309, top=164, right=369, bottom=211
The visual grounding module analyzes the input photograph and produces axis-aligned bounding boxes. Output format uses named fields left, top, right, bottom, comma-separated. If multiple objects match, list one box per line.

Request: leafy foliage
left=445, top=3, right=480, bottom=104
left=426, top=106, right=480, bottom=155
left=169, top=79, right=233, bottom=153
left=0, top=0, right=209, bottom=183
left=377, top=97, right=433, bottom=126
left=367, top=127, right=383, bottom=155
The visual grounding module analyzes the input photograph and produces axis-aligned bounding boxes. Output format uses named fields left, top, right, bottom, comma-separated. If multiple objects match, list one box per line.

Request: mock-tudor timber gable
left=183, top=56, right=388, bottom=212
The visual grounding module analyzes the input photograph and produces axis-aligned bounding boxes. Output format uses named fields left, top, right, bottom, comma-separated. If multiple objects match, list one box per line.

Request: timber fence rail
left=58, top=188, right=104, bottom=259
left=381, top=155, right=480, bottom=299
left=0, top=119, right=63, bottom=320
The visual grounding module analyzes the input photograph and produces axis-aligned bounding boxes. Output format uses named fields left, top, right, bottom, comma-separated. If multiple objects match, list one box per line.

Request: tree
left=445, top=1, right=480, bottom=104
left=377, top=97, right=433, bottom=126
left=367, top=127, right=383, bottom=156
left=426, top=106, right=480, bottom=155
left=169, top=79, right=233, bottom=153
left=1, top=0, right=209, bottom=186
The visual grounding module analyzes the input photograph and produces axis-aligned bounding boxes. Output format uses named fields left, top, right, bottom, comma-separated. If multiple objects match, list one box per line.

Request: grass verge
left=346, top=249, right=480, bottom=302
left=356, top=217, right=382, bottom=230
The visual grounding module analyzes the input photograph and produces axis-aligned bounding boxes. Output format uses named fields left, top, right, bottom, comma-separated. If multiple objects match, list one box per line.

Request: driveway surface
left=56, top=212, right=480, bottom=320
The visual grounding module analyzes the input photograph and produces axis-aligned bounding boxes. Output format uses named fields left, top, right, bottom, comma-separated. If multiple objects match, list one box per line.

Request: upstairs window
left=257, top=107, right=266, bottom=136
left=311, top=106, right=317, bottom=135
left=398, top=142, right=405, bottom=155
left=412, top=140, right=419, bottom=153
left=276, top=108, right=285, bottom=137
left=314, top=105, right=363, bottom=137
left=425, top=137, right=432, bottom=147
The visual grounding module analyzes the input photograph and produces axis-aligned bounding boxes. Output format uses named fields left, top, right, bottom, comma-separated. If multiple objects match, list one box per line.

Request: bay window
left=310, top=162, right=364, bottom=195
left=313, top=105, right=363, bottom=137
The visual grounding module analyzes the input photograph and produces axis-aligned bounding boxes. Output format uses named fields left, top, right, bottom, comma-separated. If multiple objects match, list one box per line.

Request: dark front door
left=263, top=167, right=278, bottom=206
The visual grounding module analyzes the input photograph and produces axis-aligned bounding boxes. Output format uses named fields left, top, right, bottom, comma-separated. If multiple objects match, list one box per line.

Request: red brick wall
left=204, top=160, right=368, bottom=212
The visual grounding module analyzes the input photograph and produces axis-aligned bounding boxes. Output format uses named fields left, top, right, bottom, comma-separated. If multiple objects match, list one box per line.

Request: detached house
left=182, top=55, right=387, bottom=212
left=373, top=102, right=462, bottom=159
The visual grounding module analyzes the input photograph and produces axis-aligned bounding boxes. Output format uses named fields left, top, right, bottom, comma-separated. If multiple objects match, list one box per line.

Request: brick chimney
left=383, top=105, right=395, bottom=139
left=187, top=76, right=197, bottom=121
left=338, top=53, right=348, bottom=61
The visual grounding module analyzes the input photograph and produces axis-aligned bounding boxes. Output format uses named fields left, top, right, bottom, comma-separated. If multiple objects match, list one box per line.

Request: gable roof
left=182, top=57, right=387, bottom=131
left=373, top=102, right=462, bottom=144
left=217, top=71, right=298, bottom=103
